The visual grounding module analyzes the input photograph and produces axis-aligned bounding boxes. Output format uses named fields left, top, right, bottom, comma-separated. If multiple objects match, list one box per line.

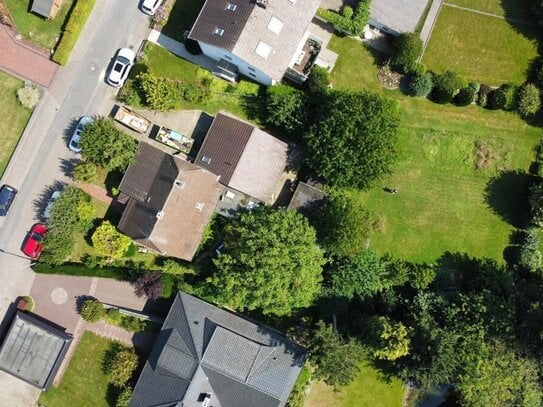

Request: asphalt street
left=0, top=0, right=151, bottom=403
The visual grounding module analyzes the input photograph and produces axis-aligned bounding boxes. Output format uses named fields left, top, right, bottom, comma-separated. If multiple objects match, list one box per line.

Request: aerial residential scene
left=0, top=0, right=541, bottom=406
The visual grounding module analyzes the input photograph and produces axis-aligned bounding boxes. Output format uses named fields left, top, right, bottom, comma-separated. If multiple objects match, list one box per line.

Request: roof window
left=156, top=211, right=165, bottom=220
left=201, top=155, right=212, bottom=164
left=174, top=180, right=185, bottom=189
left=267, top=17, right=283, bottom=34
left=195, top=202, right=205, bottom=211
left=255, top=41, right=272, bottom=59
left=214, top=27, right=225, bottom=36
left=226, top=3, right=237, bottom=11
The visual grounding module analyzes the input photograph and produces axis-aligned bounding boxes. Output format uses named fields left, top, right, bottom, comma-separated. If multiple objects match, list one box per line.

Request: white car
left=69, top=115, right=93, bottom=153
left=107, top=48, right=136, bottom=88
left=43, top=191, right=62, bottom=219
left=142, top=0, right=163, bottom=15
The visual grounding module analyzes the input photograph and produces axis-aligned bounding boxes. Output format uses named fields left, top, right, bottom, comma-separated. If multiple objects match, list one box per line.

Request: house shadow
left=484, top=169, right=532, bottom=228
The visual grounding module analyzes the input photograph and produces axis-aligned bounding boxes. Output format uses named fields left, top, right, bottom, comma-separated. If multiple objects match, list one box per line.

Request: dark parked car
left=0, top=184, right=17, bottom=216
left=22, top=223, right=47, bottom=259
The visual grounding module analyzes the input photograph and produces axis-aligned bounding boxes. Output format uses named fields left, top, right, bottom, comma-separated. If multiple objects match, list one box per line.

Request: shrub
left=160, top=273, right=175, bottom=299
left=477, top=84, right=493, bottom=107
left=161, top=259, right=193, bottom=275
left=151, top=3, right=171, bottom=25
left=53, top=0, right=97, bottom=65
left=108, top=348, right=138, bottom=387
left=119, top=315, right=147, bottom=332
left=431, top=71, right=465, bottom=104
left=91, top=221, right=133, bottom=259
left=408, top=72, right=433, bottom=97
left=454, top=87, right=475, bottom=106
left=81, top=298, right=105, bottom=322
left=469, top=82, right=481, bottom=93
left=73, top=161, right=97, bottom=183
left=134, top=271, right=164, bottom=300
left=517, top=83, right=541, bottom=116
left=265, top=85, right=308, bottom=137
left=287, top=366, right=312, bottom=407
left=519, top=246, right=542, bottom=272
left=390, top=32, right=423, bottom=74
left=500, top=84, right=518, bottom=111
left=306, top=66, right=330, bottom=95
left=33, top=262, right=132, bottom=279
left=137, top=73, right=209, bottom=110
left=316, top=0, right=370, bottom=35
left=106, top=308, right=123, bottom=324
left=17, top=84, right=41, bottom=109
left=486, top=88, right=506, bottom=110
left=116, top=80, right=143, bottom=106
left=116, top=386, right=133, bottom=407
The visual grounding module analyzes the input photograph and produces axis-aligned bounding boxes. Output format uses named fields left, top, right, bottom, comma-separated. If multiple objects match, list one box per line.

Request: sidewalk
left=419, top=0, right=444, bottom=59
left=0, top=24, right=58, bottom=88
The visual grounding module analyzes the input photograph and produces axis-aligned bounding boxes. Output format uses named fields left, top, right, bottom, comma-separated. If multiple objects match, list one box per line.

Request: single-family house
left=188, top=0, right=322, bottom=85
left=195, top=112, right=289, bottom=208
left=117, top=142, right=223, bottom=261
left=0, top=311, right=72, bottom=390
left=129, top=291, right=306, bottom=407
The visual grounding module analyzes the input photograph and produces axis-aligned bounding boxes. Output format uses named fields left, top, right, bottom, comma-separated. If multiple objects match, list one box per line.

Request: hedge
left=53, top=0, right=97, bottom=65
left=33, top=262, right=132, bottom=280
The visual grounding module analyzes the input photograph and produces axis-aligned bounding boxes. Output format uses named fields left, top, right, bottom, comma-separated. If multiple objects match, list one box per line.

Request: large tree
left=304, top=90, right=399, bottom=189
left=206, top=207, right=325, bottom=316
left=80, top=117, right=138, bottom=171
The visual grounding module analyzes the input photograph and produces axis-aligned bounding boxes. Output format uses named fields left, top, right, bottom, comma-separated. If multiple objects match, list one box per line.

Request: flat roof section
left=0, top=312, right=72, bottom=390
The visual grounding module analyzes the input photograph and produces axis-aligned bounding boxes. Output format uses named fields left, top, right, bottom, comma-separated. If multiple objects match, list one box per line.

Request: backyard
left=421, top=3, right=538, bottom=85
left=305, top=361, right=404, bottom=407
left=0, top=71, right=32, bottom=177
left=3, top=0, right=74, bottom=49
left=39, top=332, right=118, bottom=407
left=327, top=35, right=539, bottom=263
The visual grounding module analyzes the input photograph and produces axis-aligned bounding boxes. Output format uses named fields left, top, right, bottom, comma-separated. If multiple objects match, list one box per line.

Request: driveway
left=0, top=0, right=151, bottom=404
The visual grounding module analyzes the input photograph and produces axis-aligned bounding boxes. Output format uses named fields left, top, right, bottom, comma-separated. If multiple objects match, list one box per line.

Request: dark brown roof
left=189, top=0, right=254, bottom=51
left=118, top=142, right=223, bottom=261
left=195, top=113, right=254, bottom=185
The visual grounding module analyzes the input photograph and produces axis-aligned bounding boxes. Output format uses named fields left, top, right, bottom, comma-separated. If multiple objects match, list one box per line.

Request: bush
left=431, top=71, right=465, bottom=104
left=81, top=298, right=105, bottom=322
left=500, top=84, right=518, bottom=111
left=287, top=366, right=312, bottom=407
left=106, top=308, right=123, bottom=324
left=517, top=83, right=541, bottom=116
left=116, top=80, right=143, bottom=106
left=134, top=271, right=164, bottom=300
left=91, top=221, right=133, bottom=259
left=108, top=348, right=138, bottom=387
left=519, top=246, right=542, bottom=272
left=53, top=0, right=97, bottom=65
left=316, top=0, right=371, bottom=36
left=17, top=84, right=41, bottom=109
left=119, top=315, right=147, bottom=332
left=408, top=72, right=433, bottom=97
left=265, top=85, right=308, bottom=137
left=469, top=82, right=481, bottom=93
left=137, top=73, right=210, bottom=110
left=477, top=84, right=493, bottom=107
left=160, top=273, right=175, bottom=299
left=73, top=161, right=97, bottom=183
left=33, top=261, right=133, bottom=279
left=454, top=87, right=475, bottom=106
left=487, top=84, right=517, bottom=110
left=306, top=66, right=330, bottom=95
left=116, top=386, right=132, bottom=407
left=390, top=32, right=423, bottom=74
left=151, top=2, right=171, bottom=25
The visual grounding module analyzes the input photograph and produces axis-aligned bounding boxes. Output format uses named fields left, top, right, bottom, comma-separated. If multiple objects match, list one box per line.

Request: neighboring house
left=31, top=0, right=63, bottom=19
left=117, top=142, right=223, bottom=261
left=129, top=291, right=306, bottom=407
left=0, top=311, right=72, bottom=390
left=368, top=0, right=429, bottom=36
left=188, top=0, right=322, bottom=85
left=195, top=112, right=289, bottom=206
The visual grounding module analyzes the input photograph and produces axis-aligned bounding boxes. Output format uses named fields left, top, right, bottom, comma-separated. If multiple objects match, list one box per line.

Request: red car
left=22, top=223, right=47, bottom=259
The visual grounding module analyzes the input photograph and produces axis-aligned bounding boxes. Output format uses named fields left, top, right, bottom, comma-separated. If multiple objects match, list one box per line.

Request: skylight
left=267, top=17, right=283, bottom=34
left=226, top=3, right=237, bottom=11
left=214, top=27, right=225, bottom=36
left=201, top=156, right=212, bottom=164
left=255, top=41, right=272, bottom=59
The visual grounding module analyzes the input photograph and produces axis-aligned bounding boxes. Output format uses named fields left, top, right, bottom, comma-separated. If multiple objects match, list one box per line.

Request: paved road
left=0, top=0, right=150, bottom=404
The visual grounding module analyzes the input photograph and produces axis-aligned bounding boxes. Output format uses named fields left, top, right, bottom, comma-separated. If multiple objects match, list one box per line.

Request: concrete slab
left=0, top=370, right=41, bottom=407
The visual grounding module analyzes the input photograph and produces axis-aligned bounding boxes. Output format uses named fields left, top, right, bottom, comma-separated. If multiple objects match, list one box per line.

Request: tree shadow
left=484, top=169, right=532, bottom=228
left=500, top=0, right=542, bottom=44
left=31, top=180, right=66, bottom=221
left=58, top=157, right=79, bottom=178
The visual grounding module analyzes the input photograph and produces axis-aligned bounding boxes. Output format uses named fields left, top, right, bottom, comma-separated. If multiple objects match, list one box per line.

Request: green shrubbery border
left=33, top=262, right=131, bottom=280
left=52, top=0, right=97, bottom=65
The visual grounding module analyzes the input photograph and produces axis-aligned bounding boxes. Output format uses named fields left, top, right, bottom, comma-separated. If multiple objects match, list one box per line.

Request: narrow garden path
left=77, top=182, right=113, bottom=205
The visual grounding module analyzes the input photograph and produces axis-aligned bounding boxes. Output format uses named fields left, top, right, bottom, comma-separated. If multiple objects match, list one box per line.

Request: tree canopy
left=390, top=32, right=423, bottom=74
left=91, top=221, right=132, bottom=259
left=304, top=90, right=399, bottom=189
left=80, top=117, right=138, bottom=171
left=206, top=207, right=325, bottom=316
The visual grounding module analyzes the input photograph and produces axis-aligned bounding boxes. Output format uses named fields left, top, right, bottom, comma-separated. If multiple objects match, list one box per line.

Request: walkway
left=0, top=24, right=58, bottom=88
left=419, top=0, right=444, bottom=58
left=77, top=182, right=113, bottom=205
left=147, top=29, right=217, bottom=71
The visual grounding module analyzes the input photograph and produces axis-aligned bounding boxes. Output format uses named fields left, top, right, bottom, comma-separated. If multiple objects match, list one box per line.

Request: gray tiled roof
left=130, top=292, right=306, bottom=407
left=370, top=0, right=429, bottom=33
left=31, top=0, right=54, bottom=18
left=0, top=312, right=72, bottom=390
left=189, top=0, right=321, bottom=83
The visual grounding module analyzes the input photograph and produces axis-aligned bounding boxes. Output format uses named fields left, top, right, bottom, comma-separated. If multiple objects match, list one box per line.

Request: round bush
left=431, top=71, right=464, bottom=104
left=517, top=83, right=541, bottom=116
left=17, top=84, right=41, bottom=110
left=408, top=72, right=433, bottom=97
left=81, top=298, right=105, bottom=322
left=390, top=32, right=423, bottom=74
left=468, top=82, right=480, bottom=93
left=500, top=84, right=518, bottom=111
left=454, top=87, right=475, bottom=106
left=306, top=66, right=330, bottom=95
left=487, top=88, right=507, bottom=110
left=477, top=84, right=493, bottom=107
left=73, top=161, right=97, bottom=183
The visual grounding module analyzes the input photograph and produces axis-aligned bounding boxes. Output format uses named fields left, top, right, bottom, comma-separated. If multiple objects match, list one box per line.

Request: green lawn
left=305, top=361, right=404, bottom=407
left=39, top=331, right=115, bottom=407
left=422, top=5, right=538, bottom=85
left=0, top=72, right=32, bottom=177
left=162, top=0, right=205, bottom=42
left=4, top=0, right=74, bottom=49
left=328, top=36, right=539, bottom=263
left=447, top=0, right=532, bottom=20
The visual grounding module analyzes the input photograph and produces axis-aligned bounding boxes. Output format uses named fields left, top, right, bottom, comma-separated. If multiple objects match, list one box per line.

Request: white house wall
left=198, top=42, right=274, bottom=86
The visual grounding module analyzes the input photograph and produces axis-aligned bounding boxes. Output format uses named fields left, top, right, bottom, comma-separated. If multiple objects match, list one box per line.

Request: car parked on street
left=141, top=0, right=163, bottom=15
left=43, top=191, right=62, bottom=220
left=0, top=184, right=17, bottom=216
left=69, top=116, right=93, bottom=153
left=22, top=223, right=47, bottom=259
left=107, top=48, right=136, bottom=88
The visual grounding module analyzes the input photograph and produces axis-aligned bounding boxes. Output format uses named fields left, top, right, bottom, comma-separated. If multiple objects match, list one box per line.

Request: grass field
left=39, top=332, right=115, bottom=407
left=447, top=0, right=532, bottom=20
left=328, top=36, right=539, bottom=263
left=422, top=5, right=538, bottom=85
left=0, top=72, right=32, bottom=178
left=4, top=0, right=74, bottom=49
left=305, top=361, right=404, bottom=407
